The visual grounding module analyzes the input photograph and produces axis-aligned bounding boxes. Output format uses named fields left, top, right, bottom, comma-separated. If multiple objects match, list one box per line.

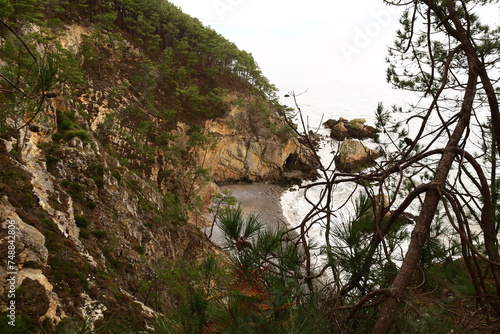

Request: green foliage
left=325, top=191, right=417, bottom=303
left=74, top=215, right=89, bottom=228
left=86, top=200, right=96, bottom=209
left=0, top=24, right=58, bottom=137
left=44, top=0, right=277, bottom=96
left=134, top=245, right=145, bottom=254
left=53, top=110, right=93, bottom=146
left=79, top=229, right=91, bottom=239
left=159, top=108, right=177, bottom=120
left=58, top=118, right=74, bottom=131
left=217, top=205, right=262, bottom=250
left=111, top=170, right=122, bottom=182
left=420, top=212, right=459, bottom=269
left=156, top=192, right=188, bottom=225
left=0, top=0, right=42, bottom=23
left=176, top=86, right=228, bottom=121
left=61, top=180, right=83, bottom=201
left=160, top=206, right=329, bottom=333
left=92, top=230, right=107, bottom=239
left=46, top=155, right=61, bottom=165
left=374, top=102, right=416, bottom=155
left=89, top=164, right=105, bottom=188
left=50, top=257, right=89, bottom=290
left=53, top=48, right=85, bottom=85
left=53, top=317, right=95, bottom=334
left=93, top=11, right=119, bottom=30
left=425, top=259, right=476, bottom=296
left=186, top=126, right=213, bottom=150
left=0, top=0, right=14, bottom=18
left=394, top=303, right=456, bottom=334
left=0, top=162, right=38, bottom=210
left=0, top=312, right=37, bottom=334
left=41, top=217, right=63, bottom=252
left=65, top=129, right=92, bottom=145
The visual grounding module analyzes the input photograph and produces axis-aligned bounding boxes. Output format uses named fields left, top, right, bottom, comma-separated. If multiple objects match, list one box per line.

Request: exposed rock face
left=324, top=118, right=376, bottom=141
left=0, top=117, right=214, bottom=329
left=199, top=96, right=318, bottom=183
left=0, top=24, right=320, bottom=331
left=200, top=130, right=315, bottom=183
left=335, top=139, right=383, bottom=172
left=0, top=197, right=66, bottom=326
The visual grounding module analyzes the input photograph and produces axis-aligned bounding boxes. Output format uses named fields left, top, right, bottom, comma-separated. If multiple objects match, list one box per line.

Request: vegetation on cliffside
left=0, top=1, right=308, bottom=333
left=3, top=1, right=498, bottom=333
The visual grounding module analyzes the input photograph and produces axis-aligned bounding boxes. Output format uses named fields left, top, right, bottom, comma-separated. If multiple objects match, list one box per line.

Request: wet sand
left=218, top=183, right=289, bottom=229
left=203, top=183, right=294, bottom=245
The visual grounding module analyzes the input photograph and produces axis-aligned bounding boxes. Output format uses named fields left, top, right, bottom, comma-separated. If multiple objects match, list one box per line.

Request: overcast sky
left=166, top=1, right=498, bottom=120
left=167, top=0, right=402, bottom=70
left=166, top=1, right=407, bottom=116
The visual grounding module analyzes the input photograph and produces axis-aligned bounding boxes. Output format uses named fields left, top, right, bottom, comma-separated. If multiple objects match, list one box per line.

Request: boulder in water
left=330, top=121, right=349, bottom=141
left=335, top=139, right=383, bottom=172
left=324, top=118, right=377, bottom=141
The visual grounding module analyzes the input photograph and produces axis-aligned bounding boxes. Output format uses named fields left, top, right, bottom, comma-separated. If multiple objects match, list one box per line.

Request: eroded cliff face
left=198, top=95, right=317, bottom=184
left=0, top=24, right=317, bottom=331
left=1, top=120, right=211, bottom=330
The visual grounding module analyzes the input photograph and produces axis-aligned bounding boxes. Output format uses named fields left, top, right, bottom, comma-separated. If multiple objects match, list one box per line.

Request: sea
left=172, top=0, right=499, bottom=254
left=277, top=84, right=420, bottom=249
left=196, top=2, right=425, bottom=252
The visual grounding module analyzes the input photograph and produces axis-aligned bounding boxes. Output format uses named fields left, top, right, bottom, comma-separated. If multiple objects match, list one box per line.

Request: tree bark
left=372, top=76, right=476, bottom=334
left=371, top=2, right=479, bottom=328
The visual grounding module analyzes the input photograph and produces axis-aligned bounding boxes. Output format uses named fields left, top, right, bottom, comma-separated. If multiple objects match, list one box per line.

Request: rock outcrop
left=324, top=118, right=376, bottom=141
left=0, top=196, right=66, bottom=327
left=198, top=95, right=318, bottom=184
left=0, top=117, right=214, bottom=329
left=335, top=139, right=383, bottom=172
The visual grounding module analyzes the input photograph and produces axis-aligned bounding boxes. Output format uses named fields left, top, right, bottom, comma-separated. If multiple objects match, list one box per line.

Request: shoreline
left=218, top=183, right=290, bottom=230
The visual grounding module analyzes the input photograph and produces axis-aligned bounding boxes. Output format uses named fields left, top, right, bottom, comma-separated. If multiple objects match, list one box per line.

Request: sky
left=166, top=0, right=411, bottom=121
left=166, top=1, right=500, bottom=225
left=166, top=1, right=498, bottom=124
left=167, top=1, right=402, bottom=76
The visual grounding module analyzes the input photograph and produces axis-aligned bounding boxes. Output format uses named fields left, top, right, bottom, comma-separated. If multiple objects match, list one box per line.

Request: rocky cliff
left=0, top=20, right=316, bottom=332
left=200, top=95, right=317, bottom=183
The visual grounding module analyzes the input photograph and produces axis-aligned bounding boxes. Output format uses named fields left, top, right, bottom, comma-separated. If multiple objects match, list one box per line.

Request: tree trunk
left=371, top=5, right=479, bottom=326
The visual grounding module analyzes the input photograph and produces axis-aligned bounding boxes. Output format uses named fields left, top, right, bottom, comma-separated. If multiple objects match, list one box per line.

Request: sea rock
left=335, top=139, right=383, bottom=172
left=324, top=118, right=377, bottom=141
left=298, top=130, right=322, bottom=150
left=330, top=122, right=349, bottom=141
left=344, top=120, right=376, bottom=139
left=323, top=119, right=338, bottom=128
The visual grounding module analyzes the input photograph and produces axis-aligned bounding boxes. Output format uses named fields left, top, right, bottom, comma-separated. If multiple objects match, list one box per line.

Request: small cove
left=204, top=183, right=291, bottom=245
